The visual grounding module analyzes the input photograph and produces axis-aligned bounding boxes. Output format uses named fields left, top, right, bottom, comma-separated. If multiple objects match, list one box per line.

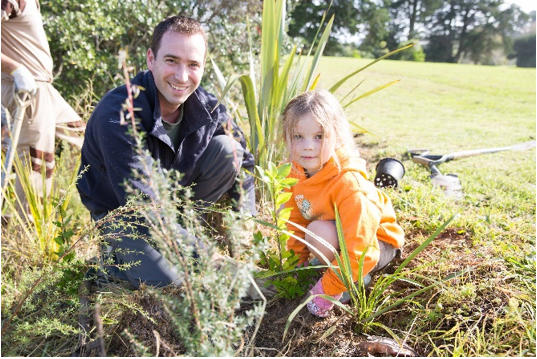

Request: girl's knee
left=305, top=220, right=339, bottom=252
left=307, top=221, right=336, bottom=238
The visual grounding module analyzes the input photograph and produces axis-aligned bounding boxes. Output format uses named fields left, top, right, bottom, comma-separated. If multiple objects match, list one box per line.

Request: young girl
left=281, top=89, right=405, bottom=318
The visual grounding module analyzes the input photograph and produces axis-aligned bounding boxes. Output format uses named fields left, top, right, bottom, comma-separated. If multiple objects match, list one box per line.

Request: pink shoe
left=306, top=279, right=342, bottom=318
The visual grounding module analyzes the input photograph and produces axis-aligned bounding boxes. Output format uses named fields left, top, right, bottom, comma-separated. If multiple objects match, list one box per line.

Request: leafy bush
left=513, top=33, right=536, bottom=68
left=424, top=35, right=454, bottom=63
left=253, top=162, right=318, bottom=299
left=41, top=0, right=262, bottom=100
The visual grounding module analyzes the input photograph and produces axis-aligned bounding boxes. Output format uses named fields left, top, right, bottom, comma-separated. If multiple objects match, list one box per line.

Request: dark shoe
left=339, top=273, right=372, bottom=304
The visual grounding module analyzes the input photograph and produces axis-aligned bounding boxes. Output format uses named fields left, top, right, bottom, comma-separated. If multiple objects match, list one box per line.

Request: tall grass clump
left=1, top=145, right=81, bottom=261
left=0, top=145, right=98, bottom=356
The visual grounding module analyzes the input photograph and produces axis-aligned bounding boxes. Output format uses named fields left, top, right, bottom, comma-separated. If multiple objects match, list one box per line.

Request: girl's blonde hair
left=281, top=89, right=359, bottom=170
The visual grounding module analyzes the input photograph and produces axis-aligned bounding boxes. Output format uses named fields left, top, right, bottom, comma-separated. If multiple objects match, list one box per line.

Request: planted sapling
left=254, top=162, right=318, bottom=299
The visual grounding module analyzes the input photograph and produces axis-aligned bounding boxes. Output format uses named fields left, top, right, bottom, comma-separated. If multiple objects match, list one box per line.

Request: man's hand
left=11, top=65, right=36, bottom=94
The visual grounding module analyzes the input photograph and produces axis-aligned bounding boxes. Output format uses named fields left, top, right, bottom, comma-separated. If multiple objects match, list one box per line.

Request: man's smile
left=170, top=83, right=188, bottom=91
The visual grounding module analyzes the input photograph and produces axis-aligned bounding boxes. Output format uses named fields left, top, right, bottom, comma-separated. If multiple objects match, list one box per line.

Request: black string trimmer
left=408, top=140, right=536, bottom=199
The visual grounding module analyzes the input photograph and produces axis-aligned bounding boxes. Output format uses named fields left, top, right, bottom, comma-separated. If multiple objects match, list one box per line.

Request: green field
left=319, top=58, right=536, bottom=245
left=319, top=57, right=536, bottom=151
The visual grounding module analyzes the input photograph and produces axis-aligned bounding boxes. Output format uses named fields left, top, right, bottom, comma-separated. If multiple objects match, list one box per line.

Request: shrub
left=390, top=40, right=426, bottom=62
left=78, top=82, right=266, bottom=355
left=513, top=33, right=536, bottom=68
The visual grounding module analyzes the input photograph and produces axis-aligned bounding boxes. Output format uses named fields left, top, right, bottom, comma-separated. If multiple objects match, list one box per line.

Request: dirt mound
left=243, top=298, right=370, bottom=356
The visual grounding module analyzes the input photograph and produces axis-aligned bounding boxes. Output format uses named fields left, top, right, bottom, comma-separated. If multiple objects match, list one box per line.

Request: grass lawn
left=319, top=57, right=536, bottom=151
left=318, top=57, right=535, bottom=246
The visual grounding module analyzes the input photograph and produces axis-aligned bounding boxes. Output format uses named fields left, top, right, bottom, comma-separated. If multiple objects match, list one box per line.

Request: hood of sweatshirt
left=290, top=151, right=369, bottom=184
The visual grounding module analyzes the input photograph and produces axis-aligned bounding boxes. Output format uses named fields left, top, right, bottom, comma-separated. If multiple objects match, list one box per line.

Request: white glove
left=11, top=65, right=37, bottom=95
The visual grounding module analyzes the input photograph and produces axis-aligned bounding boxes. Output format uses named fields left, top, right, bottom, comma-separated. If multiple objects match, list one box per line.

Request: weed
left=253, top=162, right=318, bottom=299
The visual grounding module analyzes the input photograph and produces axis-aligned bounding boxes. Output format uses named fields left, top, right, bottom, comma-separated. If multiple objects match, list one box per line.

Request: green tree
left=389, top=0, right=442, bottom=40
left=288, top=0, right=389, bottom=55
left=510, top=11, right=536, bottom=68
left=358, top=0, right=437, bottom=60
left=423, top=0, right=528, bottom=63
left=512, top=33, right=536, bottom=67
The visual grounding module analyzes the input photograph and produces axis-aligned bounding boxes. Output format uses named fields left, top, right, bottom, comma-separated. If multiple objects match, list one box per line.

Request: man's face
left=147, top=30, right=205, bottom=117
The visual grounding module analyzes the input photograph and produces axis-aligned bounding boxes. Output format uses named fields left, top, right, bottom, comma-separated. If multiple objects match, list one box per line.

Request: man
left=76, top=15, right=256, bottom=289
left=1, top=0, right=85, bottom=203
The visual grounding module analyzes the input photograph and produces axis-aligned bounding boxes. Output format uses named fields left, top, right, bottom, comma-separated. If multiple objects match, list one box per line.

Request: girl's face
left=290, top=113, right=334, bottom=177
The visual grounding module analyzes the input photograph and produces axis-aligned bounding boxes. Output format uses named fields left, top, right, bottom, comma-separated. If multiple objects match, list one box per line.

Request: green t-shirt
left=161, top=106, right=183, bottom=150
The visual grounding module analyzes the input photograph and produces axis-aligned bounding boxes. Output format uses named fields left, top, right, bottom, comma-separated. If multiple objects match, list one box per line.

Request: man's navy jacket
left=77, top=70, right=255, bottom=213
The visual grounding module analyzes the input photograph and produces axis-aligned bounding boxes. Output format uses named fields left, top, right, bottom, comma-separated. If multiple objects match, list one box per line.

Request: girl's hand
left=306, top=279, right=342, bottom=318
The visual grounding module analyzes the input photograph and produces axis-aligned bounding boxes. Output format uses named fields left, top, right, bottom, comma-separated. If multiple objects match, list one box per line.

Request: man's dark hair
left=150, top=15, right=207, bottom=58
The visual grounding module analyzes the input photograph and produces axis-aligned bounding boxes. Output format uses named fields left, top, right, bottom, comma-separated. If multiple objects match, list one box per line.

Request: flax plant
left=212, top=0, right=412, bottom=203
left=212, top=0, right=334, bottom=172
left=1, top=145, right=81, bottom=262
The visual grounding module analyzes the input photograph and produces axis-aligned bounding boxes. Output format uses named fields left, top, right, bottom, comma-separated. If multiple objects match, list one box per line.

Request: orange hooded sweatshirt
left=284, top=153, right=405, bottom=296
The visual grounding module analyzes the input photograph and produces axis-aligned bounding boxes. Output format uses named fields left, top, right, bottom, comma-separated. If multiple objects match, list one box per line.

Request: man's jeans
left=88, top=135, right=252, bottom=289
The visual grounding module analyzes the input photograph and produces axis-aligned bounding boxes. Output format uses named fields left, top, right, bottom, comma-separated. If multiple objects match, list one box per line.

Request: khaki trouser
left=1, top=80, right=85, bottom=206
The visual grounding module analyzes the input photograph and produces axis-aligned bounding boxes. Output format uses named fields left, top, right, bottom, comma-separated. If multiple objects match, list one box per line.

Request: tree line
left=41, top=0, right=535, bottom=102
left=289, top=0, right=535, bottom=67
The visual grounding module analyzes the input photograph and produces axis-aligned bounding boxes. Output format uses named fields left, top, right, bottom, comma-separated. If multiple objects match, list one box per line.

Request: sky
left=505, top=0, right=536, bottom=13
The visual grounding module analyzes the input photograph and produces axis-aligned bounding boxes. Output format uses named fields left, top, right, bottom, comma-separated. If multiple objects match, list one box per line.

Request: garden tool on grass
left=1, top=91, right=34, bottom=191
left=408, top=140, right=536, bottom=199
left=410, top=153, right=463, bottom=199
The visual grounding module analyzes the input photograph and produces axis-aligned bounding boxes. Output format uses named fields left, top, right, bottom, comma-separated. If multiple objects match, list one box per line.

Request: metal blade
left=509, top=140, right=536, bottom=152
left=430, top=173, right=463, bottom=199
